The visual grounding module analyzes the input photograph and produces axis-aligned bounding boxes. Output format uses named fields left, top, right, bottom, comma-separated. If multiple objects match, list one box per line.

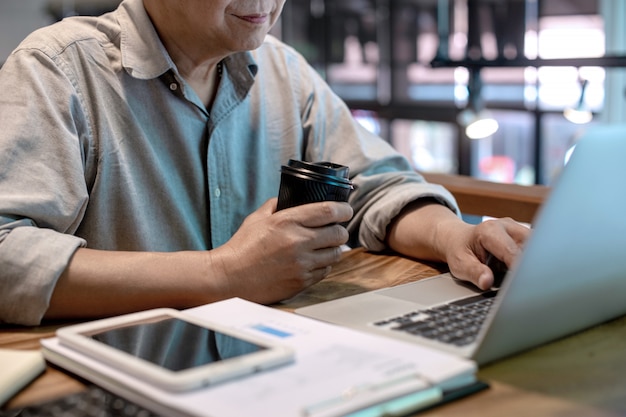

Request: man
left=0, top=0, right=528, bottom=326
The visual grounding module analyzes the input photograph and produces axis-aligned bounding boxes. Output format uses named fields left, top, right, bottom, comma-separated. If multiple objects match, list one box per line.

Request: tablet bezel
left=56, top=308, right=294, bottom=392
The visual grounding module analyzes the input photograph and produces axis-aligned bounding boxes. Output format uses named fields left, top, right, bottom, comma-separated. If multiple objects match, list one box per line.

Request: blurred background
left=2, top=0, right=625, bottom=186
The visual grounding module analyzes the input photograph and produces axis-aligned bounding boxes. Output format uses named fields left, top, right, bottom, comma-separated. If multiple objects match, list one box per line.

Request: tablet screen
left=84, top=316, right=268, bottom=372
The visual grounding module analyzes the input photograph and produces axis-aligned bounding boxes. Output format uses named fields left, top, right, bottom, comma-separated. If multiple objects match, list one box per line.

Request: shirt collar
left=116, top=0, right=175, bottom=79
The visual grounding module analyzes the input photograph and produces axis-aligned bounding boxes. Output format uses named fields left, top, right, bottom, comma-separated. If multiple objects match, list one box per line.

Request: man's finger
left=279, top=201, right=353, bottom=228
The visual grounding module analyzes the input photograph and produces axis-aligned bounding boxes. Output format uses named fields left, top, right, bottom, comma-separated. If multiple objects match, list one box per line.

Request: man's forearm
left=386, top=201, right=470, bottom=264
left=45, top=248, right=221, bottom=320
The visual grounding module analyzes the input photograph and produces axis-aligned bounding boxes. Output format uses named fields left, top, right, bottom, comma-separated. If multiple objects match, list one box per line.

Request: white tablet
left=56, top=308, right=294, bottom=392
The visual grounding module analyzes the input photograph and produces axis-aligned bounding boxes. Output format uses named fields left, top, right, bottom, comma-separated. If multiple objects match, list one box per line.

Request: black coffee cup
left=276, top=159, right=354, bottom=211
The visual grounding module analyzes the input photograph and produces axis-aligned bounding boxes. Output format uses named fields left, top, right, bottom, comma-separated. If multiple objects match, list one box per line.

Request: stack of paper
left=41, top=298, right=480, bottom=417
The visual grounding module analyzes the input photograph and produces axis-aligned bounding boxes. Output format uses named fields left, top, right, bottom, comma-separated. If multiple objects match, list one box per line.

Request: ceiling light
left=563, top=107, right=593, bottom=124
left=465, top=114, right=499, bottom=139
left=458, top=69, right=499, bottom=139
left=564, top=78, right=593, bottom=124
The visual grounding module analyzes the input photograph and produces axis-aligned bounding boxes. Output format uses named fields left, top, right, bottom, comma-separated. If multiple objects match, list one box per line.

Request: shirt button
left=169, top=82, right=178, bottom=91
left=214, top=188, right=221, bottom=198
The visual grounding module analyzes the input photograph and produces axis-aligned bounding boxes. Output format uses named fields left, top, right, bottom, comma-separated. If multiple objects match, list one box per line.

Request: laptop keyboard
left=372, top=290, right=498, bottom=346
left=2, top=385, right=161, bottom=417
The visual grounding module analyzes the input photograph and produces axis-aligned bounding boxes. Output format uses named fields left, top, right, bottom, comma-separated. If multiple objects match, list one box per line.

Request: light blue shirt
left=0, top=0, right=458, bottom=325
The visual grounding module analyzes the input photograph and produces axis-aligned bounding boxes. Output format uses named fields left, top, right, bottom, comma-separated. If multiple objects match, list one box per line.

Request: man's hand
left=387, top=201, right=530, bottom=291
left=209, top=198, right=354, bottom=303
left=439, top=217, right=529, bottom=290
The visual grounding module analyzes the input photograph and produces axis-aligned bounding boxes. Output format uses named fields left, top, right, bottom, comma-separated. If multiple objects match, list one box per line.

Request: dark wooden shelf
left=422, top=172, right=550, bottom=224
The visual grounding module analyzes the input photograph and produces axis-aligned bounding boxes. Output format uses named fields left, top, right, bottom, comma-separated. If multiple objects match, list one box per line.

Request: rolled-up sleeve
left=0, top=226, right=85, bottom=325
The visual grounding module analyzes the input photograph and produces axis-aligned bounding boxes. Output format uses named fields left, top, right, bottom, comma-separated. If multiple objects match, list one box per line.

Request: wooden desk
left=2, top=248, right=626, bottom=416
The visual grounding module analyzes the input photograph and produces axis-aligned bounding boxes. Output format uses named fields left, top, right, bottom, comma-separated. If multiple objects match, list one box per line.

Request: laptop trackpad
left=377, top=274, right=481, bottom=307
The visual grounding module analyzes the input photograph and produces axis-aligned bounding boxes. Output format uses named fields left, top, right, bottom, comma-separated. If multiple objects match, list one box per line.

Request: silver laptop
left=297, top=124, right=626, bottom=366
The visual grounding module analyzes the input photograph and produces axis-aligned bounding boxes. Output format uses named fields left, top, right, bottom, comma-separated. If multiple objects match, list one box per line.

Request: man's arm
left=45, top=199, right=353, bottom=320
left=45, top=248, right=217, bottom=319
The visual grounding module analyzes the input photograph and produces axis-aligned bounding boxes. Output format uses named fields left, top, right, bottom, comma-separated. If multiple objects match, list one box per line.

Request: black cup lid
left=286, top=159, right=350, bottom=179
